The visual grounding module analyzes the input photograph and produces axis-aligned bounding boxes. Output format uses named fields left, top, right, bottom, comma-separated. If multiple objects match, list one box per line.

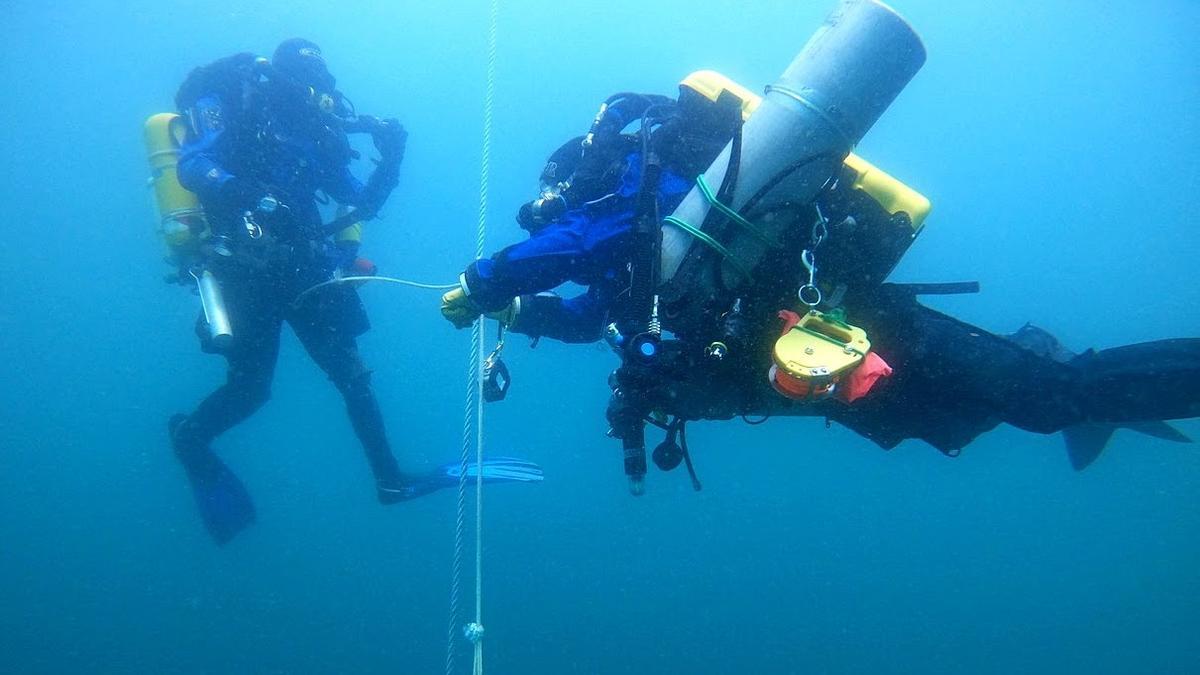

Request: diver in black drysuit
left=441, top=89, right=1200, bottom=465
left=827, top=287, right=1199, bottom=453
left=646, top=284, right=1200, bottom=457
left=169, top=39, right=409, bottom=543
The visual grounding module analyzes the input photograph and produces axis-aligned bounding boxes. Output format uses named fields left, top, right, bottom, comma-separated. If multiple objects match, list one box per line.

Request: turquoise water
left=1, top=1, right=1197, bottom=673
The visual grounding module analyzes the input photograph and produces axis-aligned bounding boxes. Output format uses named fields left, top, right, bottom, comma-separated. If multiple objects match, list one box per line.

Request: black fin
left=1124, top=421, right=1193, bottom=444
left=1064, top=421, right=1193, bottom=471
left=1063, top=424, right=1116, bottom=471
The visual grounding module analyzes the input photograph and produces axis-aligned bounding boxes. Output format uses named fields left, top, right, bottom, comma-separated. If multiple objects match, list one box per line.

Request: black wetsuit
left=171, top=73, right=403, bottom=493
left=635, top=285, right=1200, bottom=456
left=177, top=239, right=400, bottom=486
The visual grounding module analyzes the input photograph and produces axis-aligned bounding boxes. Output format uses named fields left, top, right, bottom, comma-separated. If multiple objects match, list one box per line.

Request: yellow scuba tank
left=842, top=153, right=930, bottom=233
left=333, top=205, right=364, bottom=249
left=144, top=113, right=208, bottom=258
left=679, top=70, right=761, bottom=122
left=332, top=204, right=366, bottom=265
left=145, top=112, right=233, bottom=347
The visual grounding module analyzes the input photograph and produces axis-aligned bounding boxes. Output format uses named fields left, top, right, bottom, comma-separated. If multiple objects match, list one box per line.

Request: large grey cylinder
left=193, top=269, right=233, bottom=350
left=660, top=0, right=926, bottom=296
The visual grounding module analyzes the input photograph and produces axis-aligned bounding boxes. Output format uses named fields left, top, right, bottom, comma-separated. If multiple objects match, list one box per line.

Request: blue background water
left=1, top=1, right=1198, bottom=673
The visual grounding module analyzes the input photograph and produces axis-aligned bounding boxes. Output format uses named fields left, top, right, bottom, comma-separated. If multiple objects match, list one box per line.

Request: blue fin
left=379, top=457, right=544, bottom=504
left=441, top=457, right=545, bottom=483
left=171, top=415, right=256, bottom=545
left=179, top=449, right=257, bottom=545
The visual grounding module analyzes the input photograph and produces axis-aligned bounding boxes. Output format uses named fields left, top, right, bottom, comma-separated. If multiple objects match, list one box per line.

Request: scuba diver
left=442, top=1, right=1199, bottom=494
left=149, top=39, right=541, bottom=544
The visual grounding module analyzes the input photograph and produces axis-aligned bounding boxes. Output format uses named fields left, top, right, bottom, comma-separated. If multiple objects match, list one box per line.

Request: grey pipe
left=660, top=0, right=926, bottom=307
left=192, top=269, right=233, bottom=350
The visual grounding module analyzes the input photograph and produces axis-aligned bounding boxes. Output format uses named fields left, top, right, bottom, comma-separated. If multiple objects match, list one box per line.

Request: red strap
left=777, top=310, right=802, bottom=336
left=836, top=352, right=894, bottom=403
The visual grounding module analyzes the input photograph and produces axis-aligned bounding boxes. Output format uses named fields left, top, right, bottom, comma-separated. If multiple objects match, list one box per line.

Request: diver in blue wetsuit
left=441, top=74, right=1200, bottom=489
left=447, top=151, right=689, bottom=342
left=441, top=90, right=733, bottom=342
left=167, top=40, right=539, bottom=544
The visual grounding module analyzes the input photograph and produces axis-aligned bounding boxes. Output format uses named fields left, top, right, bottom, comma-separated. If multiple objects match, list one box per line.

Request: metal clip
left=812, top=204, right=829, bottom=248
left=798, top=205, right=828, bottom=307
left=799, top=249, right=822, bottom=306
left=242, top=211, right=263, bottom=239
left=482, top=340, right=510, bottom=402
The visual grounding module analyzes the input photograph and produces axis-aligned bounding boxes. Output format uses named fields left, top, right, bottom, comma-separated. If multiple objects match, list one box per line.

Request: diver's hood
left=273, top=38, right=337, bottom=96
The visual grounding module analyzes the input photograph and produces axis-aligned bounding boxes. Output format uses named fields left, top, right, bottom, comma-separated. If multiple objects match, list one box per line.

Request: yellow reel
left=770, top=310, right=870, bottom=400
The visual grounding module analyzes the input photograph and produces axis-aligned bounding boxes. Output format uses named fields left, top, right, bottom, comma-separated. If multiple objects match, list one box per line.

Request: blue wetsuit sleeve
left=461, top=220, right=591, bottom=311
left=177, top=95, right=240, bottom=206
left=510, top=287, right=611, bottom=344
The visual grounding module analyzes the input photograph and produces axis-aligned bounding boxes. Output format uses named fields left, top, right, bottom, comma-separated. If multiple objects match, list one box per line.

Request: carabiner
left=482, top=338, right=510, bottom=402
left=482, top=354, right=511, bottom=402
left=242, top=211, right=263, bottom=239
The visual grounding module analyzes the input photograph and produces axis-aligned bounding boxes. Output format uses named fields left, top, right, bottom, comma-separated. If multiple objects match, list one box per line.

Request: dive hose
left=292, top=275, right=458, bottom=307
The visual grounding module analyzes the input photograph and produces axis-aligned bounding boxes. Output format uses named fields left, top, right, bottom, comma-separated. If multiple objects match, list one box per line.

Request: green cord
left=825, top=307, right=851, bottom=329
left=663, top=216, right=751, bottom=278
left=661, top=175, right=782, bottom=281
left=694, top=175, right=776, bottom=248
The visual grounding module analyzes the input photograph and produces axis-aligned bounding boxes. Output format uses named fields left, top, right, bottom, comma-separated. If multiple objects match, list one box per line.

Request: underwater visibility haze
left=0, top=0, right=1198, bottom=673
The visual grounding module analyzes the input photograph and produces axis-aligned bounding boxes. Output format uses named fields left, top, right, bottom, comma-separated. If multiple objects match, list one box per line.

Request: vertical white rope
left=449, top=1, right=498, bottom=674
left=447, top=326, right=478, bottom=675
left=473, top=4, right=499, bottom=674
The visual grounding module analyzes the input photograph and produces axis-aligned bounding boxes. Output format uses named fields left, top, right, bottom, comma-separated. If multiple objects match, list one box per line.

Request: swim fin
left=1063, top=421, right=1193, bottom=471
left=169, top=414, right=256, bottom=545
left=378, top=456, right=544, bottom=504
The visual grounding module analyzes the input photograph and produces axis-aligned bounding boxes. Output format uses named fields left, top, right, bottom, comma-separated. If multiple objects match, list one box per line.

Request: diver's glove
left=441, top=283, right=520, bottom=329
left=441, top=286, right=481, bottom=329
left=372, top=118, right=407, bottom=165
left=347, top=117, right=405, bottom=219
